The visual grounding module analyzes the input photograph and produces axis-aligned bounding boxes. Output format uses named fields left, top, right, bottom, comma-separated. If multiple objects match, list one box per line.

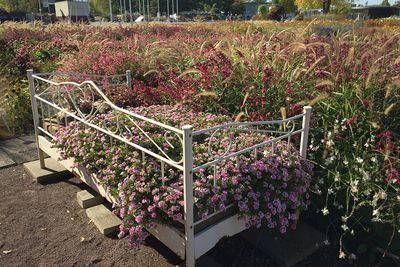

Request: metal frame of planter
left=27, top=69, right=312, bottom=267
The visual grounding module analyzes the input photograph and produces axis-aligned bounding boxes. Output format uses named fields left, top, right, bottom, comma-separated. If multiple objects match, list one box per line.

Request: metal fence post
left=126, top=70, right=132, bottom=89
left=300, top=106, right=312, bottom=159
left=27, top=69, right=45, bottom=168
left=182, top=125, right=195, bottom=267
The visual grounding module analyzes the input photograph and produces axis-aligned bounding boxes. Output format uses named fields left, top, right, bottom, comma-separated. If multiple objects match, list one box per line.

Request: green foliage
left=0, top=0, right=36, bottom=12
left=257, top=4, right=268, bottom=17
left=279, top=0, right=297, bottom=13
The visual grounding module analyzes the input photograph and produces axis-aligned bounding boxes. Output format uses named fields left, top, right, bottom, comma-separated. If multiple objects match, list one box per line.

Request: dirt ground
left=0, top=165, right=360, bottom=267
left=0, top=166, right=180, bottom=267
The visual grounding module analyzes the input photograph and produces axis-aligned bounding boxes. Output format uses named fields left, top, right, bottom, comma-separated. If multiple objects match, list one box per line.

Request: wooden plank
left=148, top=224, right=186, bottom=260
left=194, top=214, right=246, bottom=259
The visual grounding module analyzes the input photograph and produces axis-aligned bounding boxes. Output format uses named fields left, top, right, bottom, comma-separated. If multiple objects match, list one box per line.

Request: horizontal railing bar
left=33, top=72, right=127, bottom=79
left=192, top=128, right=304, bottom=172
left=32, top=75, right=183, bottom=135
left=193, top=113, right=304, bottom=135
left=35, top=96, right=184, bottom=171
left=222, top=128, right=299, bottom=135
left=37, top=126, right=56, bottom=140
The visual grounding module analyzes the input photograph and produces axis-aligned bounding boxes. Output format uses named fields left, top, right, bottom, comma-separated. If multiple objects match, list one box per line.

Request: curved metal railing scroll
left=31, top=74, right=185, bottom=170
left=191, top=113, right=306, bottom=172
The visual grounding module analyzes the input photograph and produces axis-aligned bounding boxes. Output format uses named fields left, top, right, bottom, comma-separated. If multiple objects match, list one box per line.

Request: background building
left=55, top=0, right=90, bottom=22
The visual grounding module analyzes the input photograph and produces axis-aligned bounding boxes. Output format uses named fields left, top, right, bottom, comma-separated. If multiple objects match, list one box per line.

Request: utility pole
left=109, top=0, right=113, bottom=22
left=119, top=0, right=123, bottom=21
left=142, top=0, right=145, bottom=21
left=157, top=0, right=160, bottom=20
left=172, top=0, right=174, bottom=19
left=129, top=0, right=133, bottom=23
left=37, top=0, right=43, bottom=22
left=176, top=0, right=178, bottom=18
left=147, top=0, right=150, bottom=22
left=167, top=0, right=169, bottom=21
left=123, top=0, right=126, bottom=22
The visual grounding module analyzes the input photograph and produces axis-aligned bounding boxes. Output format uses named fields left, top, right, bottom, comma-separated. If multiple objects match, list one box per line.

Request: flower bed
left=28, top=71, right=315, bottom=265
left=53, top=105, right=313, bottom=248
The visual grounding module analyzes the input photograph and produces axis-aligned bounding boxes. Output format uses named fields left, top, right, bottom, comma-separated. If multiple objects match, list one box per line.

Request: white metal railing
left=27, top=69, right=312, bottom=267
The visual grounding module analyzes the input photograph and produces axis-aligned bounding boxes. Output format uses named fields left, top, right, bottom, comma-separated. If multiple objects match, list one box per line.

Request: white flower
left=341, top=224, right=349, bottom=231
left=339, top=250, right=346, bottom=259
left=341, top=216, right=347, bottom=222
left=362, top=170, right=370, bottom=181
left=348, top=253, right=357, bottom=260
left=322, top=207, right=330, bottom=216
left=334, top=173, right=340, bottom=181
left=343, top=160, right=349, bottom=166
left=351, top=180, right=359, bottom=193
left=350, top=230, right=355, bottom=235
left=355, top=157, right=364, bottom=164
left=323, top=239, right=331, bottom=246
left=372, top=209, right=379, bottom=216
left=328, top=188, right=334, bottom=194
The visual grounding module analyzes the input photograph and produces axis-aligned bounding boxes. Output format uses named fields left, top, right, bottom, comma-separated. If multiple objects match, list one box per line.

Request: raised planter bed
left=27, top=69, right=312, bottom=267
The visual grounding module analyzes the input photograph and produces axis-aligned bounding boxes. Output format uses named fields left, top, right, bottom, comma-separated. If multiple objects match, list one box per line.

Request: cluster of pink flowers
left=54, top=105, right=313, bottom=247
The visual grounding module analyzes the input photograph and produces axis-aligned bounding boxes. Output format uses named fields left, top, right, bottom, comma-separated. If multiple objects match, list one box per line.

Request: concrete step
left=23, top=157, right=73, bottom=183
left=86, top=204, right=122, bottom=236
left=0, top=149, right=16, bottom=169
left=240, top=221, right=325, bottom=267
left=77, top=190, right=104, bottom=209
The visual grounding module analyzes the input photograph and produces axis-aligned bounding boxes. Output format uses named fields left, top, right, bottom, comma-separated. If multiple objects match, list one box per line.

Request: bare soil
left=0, top=166, right=180, bottom=267
left=0, top=165, right=369, bottom=267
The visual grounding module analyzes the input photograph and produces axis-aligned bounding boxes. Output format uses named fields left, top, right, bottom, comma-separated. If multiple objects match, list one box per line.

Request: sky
left=353, top=0, right=397, bottom=5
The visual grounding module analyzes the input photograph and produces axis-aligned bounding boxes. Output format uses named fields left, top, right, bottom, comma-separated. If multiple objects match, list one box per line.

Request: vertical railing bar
left=182, top=125, right=195, bottom=267
left=161, top=161, right=165, bottom=186
left=213, top=164, right=217, bottom=187
left=48, top=100, right=52, bottom=133
left=300, top=106, right=312, bottom=159
left=126, top=70, right=132, bottom=89
left=27, top=69, right=45, bottom=168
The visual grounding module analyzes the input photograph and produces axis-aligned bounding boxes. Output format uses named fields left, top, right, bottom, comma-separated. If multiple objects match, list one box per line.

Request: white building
left=55, top=0, right=89, bottom=22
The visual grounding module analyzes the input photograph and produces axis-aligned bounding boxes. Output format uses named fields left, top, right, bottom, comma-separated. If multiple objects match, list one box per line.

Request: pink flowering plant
left=54, top=105, right=313, bottom=247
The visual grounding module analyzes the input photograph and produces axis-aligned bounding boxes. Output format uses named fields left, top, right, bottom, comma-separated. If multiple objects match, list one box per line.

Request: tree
left=394, top=0, right=400, bottom=7
left=257, top=4, right=268, bottom=17
left=89, top=0, right=112, bottom=16
left=279, top=0, right=297, bottom=13
left=230, top=0, right=243, bottom=14
left=0, top=0, right=36, bottom=13
left=294, top=0, right=348, bottom=13
left=381, top=0, right=390, bottom=6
